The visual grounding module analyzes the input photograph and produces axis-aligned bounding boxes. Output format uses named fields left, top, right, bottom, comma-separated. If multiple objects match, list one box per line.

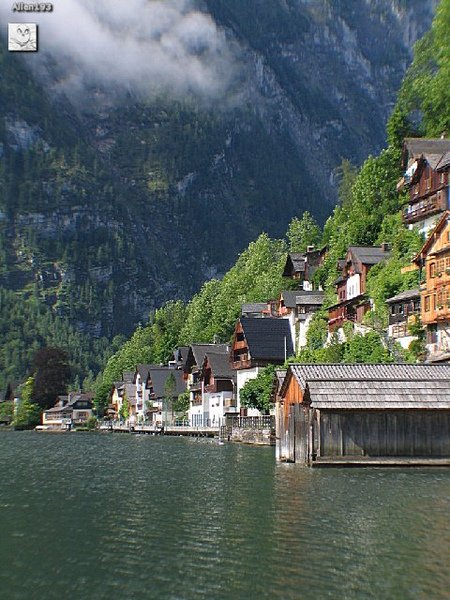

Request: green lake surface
left=0, top=431, right=449, bottom=600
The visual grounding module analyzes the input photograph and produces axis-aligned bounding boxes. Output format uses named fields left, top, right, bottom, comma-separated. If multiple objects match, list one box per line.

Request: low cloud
left=1, top=0, right=237, bottom=102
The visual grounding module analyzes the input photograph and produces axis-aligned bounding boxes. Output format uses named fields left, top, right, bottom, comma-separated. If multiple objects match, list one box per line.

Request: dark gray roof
left=275, top=369, right=287, bottom=386
left=172, top=346, right=189, bottom=364
left=281, top=290, right=324, bottom=309
left=288, top=363, right=450, bottom=389
left=191, top=344, right=229, bottom=368
left=204, top=350, right=235, bottom=381
left=123, top=384, right=136, bottom=401
left=405, top=138, right=450, bottom=166
left=147, top=367, right=186, bottom=398
left=122, top=371, right=135, bottom=383
left=349, top=246, right=391, bottom=265
left=295, top=290, right=324, bottom=305
left=307, top=379, right=450, bottom=409
left=240, top=317, right=294, bottom=362
left=386, top=289, right=420, bottom=304
left=281, top=291, right=299, bottom=309
left=241, top=303, right=268, bottom=315
left=437, top=151, right=450, bottom=170
left=135, top=364, right=156, bottom=383
left=282, top=253, right=306, bottom=276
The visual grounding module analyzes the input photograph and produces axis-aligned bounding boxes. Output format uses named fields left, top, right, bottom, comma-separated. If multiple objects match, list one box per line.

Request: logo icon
left=8, top=23, right=38, bottom=51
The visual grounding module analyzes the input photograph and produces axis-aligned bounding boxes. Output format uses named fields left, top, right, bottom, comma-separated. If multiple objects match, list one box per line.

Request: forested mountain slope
left=0, top=0, right=438, bottom=388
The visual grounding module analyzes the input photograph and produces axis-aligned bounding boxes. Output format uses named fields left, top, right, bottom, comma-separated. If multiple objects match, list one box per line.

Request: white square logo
left=8, top=23, right=38, bottom=52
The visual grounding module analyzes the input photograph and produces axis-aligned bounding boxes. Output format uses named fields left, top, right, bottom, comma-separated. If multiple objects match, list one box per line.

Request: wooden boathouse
left=275, top=364, right=450, bottom=466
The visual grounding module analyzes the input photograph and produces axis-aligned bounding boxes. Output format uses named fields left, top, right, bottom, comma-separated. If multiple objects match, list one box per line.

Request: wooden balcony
left=402, top=190, right=447, bottom=225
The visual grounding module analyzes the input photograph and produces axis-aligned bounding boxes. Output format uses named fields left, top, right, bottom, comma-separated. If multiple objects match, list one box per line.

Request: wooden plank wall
left=277, top=407, right=450, bottom=463
left=319, top=410, right=450, bottom=458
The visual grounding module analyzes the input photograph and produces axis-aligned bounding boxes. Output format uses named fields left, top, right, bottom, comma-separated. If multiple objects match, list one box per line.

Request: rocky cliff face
left=0, top=0, right=438, bottom=339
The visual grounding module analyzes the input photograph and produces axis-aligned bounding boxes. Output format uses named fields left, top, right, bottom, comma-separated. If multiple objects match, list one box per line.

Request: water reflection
left=0, top=432, right=448, bottom=600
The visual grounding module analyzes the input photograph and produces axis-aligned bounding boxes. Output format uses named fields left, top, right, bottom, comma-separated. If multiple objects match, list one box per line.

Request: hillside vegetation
left=94, top=0, right=449, bottom=408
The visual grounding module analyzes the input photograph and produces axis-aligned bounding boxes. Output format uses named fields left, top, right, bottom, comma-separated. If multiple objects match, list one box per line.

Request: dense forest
left=93, top=0, right=450, bottom=410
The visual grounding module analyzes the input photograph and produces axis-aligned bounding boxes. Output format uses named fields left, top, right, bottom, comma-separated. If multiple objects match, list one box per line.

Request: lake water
left=0, top=431, right=449, bottom=600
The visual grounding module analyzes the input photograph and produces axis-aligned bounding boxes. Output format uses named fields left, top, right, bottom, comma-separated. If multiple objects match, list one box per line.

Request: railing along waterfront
left=226, top=415, right=274, bottom=429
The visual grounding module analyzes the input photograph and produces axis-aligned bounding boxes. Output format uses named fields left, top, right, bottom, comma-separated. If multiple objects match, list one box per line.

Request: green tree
left=95, top=324, right=153, bottom=411
left=119, top=392, right=130, bottom=421
left=240, top=365, right=276, bottom=413
left=287, top=211, right=321, bottom=253
left=14, top=377, right=41, bottom=430
left=163, top=373, right=176, bottom=424
left=173, top=390, right=190, bottom=417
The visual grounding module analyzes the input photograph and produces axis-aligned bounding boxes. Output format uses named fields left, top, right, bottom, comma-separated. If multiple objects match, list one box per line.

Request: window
left=425, top=296, right=430, bottom=312
left=430, top=262, right=436, bottom=278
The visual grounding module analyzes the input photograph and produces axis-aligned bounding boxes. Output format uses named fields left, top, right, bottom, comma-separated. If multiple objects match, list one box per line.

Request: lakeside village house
left=41, top=392, right=94, bottom=430
left=38, top=137, right=450, bottom=452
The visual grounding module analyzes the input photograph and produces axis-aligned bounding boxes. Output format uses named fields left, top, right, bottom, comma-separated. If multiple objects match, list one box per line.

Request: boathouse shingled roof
left=288, top=363, right=450, bottom=386
left=241, top=317, right=294, bottom=361
left=306, top=380, right=450, bottom=409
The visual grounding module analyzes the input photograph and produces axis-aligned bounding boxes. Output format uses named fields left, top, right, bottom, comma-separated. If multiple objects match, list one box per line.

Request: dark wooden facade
left=327, top=245, right=389, bottom=331
left=399, top=138, right=450, bottom=226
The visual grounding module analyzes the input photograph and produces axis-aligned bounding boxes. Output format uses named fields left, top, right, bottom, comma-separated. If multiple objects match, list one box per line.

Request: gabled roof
left=190, top=344, right=229, bottom=368
left=280, top=290, right=300, bottom=309
left=295, top=290, right=324, bottom=305
left=282, top=253, right=306, bottom=277
left=147, top=367, right=186, bottom=398
left=438, top=151, right=450, bottom=171
left=172, top=346, right=189, bottom=365
left=348, top=246, right=391, bottom=266
left=135, top=364, right=153, bottom=383
left=241, top=302, right=268, bottom=315
left=404, top=138, right=450, bottom=170
left=203, top=350, right=235, bottom=381
left=306, top=379, right=450, bottom=409
left=386, top=288, right=420, bottom=304
left=122, top=371, right=135, bottom=383
left=281, top=290, right=324, bottom=309
left=282, top=363, right=450, bottom=396
left=66, top=392, right=94, bottom=407
left=414, top=211, right=450, bottom=263
left=123, top=383, right=136, bottom=400
left=240, top=317, right=294, bottom=362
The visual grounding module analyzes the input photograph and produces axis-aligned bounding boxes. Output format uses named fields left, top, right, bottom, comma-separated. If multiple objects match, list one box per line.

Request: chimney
left=441, top=131, right=447, bottom=139
left=381, top=242, right=391, bottom=252
left=306, top=245, right=315, bottom=253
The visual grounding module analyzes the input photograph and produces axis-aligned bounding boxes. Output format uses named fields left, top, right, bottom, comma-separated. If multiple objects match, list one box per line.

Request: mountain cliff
left=0, top=0, right=438, bottom=386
